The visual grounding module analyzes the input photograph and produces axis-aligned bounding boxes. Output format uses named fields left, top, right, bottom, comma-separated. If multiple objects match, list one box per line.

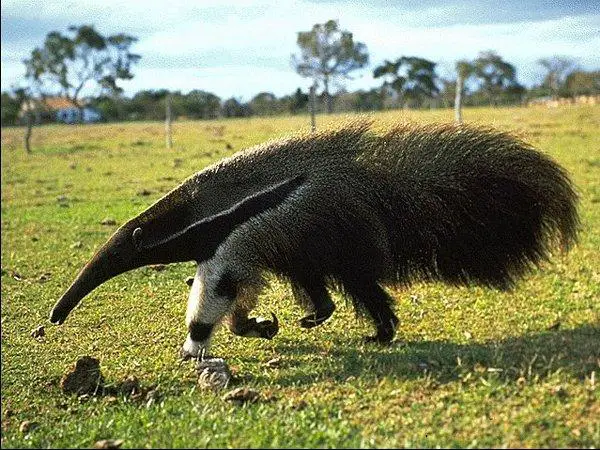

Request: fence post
left=165, top=95, right=173, bottom=149
left=309, top=82, right=317, bottom=132
left=454, top=73, right=463, bottom=123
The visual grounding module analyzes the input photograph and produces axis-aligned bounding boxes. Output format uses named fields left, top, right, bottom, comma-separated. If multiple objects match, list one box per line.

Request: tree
left=374, top=56, right=439, bottom=109
left=130, top=89, right=174, bottom=120
left=221, top=98, right=249, bottom=118
left=249, top=92, right=281, bottom=116
left=184, top=90, right=221, bottom=119
left=23, top=25, right=140, bottom=120
left=353, top=88, right=385, bottom=112
left=292, top=20, right=368, bottom=114
left=538, top=56, right=578, bottom=98
left=10, top=86, right=37, bottom=153
left=1, top=91, right=22, bottom=126
left=472, top=51, right=521, bottom=105
left=563, top=70, right=600, bottom=97
left=280, top=88, right=310, bottom=115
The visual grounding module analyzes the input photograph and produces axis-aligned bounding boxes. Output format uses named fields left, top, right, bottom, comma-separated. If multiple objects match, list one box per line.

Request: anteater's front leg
left=180, top=263, right=237, bottom=360
left=225, top=281, right=278, bottom=340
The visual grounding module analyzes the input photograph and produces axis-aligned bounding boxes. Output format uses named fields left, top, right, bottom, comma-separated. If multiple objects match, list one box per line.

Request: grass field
left=1, top=106, right=599, bottom=448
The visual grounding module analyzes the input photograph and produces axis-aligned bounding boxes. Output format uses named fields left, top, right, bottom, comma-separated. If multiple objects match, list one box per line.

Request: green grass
left=2, top=106, right=599, bottom=448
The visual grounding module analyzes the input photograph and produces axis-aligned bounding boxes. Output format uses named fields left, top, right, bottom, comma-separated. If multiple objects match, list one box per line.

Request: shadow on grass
left=268, top=324, right=599, bottom=387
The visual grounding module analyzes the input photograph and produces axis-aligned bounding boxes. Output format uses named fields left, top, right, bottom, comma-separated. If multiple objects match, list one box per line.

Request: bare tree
left=538, top=56, right=578, bottom=99
left=14, top=85, right=42, bottom=153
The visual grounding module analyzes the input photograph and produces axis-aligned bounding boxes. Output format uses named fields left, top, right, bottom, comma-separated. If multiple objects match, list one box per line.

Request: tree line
left=1, top=21, right=599, bottom=127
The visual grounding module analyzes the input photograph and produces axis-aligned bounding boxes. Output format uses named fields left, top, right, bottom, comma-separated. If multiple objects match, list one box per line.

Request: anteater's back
left=211, top=120, right=578, bottom=292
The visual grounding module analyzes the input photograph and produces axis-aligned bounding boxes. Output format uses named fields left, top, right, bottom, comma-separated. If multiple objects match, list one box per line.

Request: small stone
left=38, top=273, right=51, bottom=282
left=19, top=420, right=37, bottom=433
left=11, top=271, right=23, bottom=281
left=265, top=357, right=281, bottom=368
left=196, top=357, right=231, bottom=391
left=222, top=387, right=260, bottom=405
left=198, top=368, right=230, bottom=391
left=119, top=375, right=141, bottom=397
left=551, top=385, right=569, bottom=400
left=93, top=439, right=124, bottom=449
left=292, top=399, right=308, bottom=410
left=61, top=356, right=104, bottom=396
left=145, top=389, right=161, bottom=408
left=100, top=218, right=117, bottom=226
left=104, top=396, right=118, bottom=405
left=30, top=325, right=45, bottom=339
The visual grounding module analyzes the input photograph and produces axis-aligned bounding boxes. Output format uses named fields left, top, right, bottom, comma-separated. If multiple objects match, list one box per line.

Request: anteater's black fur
left=212, top=120, right=579, bottom=340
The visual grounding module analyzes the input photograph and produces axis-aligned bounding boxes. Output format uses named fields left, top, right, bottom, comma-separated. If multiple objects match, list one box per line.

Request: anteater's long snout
left=50, top=262, right=106, bottom=324
left=49, top=228, right=137, bottom=325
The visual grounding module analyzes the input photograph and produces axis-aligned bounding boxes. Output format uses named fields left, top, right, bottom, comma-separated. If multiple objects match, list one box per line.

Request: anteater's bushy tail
left=360, top=122, right=579, bottom=289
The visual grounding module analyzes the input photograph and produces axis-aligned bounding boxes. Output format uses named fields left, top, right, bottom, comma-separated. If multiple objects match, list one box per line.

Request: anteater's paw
left=179, top=347, right=195, bottom=361
left=179, top=336, right=204, bottom=361
left=363, top=334, right=394, bottom=345
left=364, top=317, right=399, bottom=344
left=254, top=313, right=279, bottom=340
left=299, top=304, right=335, bottom=329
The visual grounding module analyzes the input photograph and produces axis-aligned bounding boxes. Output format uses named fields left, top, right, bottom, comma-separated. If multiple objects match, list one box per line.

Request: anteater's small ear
left=132, top=227, right=143, bottom=251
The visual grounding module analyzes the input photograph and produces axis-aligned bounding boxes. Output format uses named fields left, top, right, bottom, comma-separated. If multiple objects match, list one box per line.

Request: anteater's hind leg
left=292, top=277, right=336, bottom=329
left=344, top=280, right=399, bottom=343
left=225, top=280, right=278, bottom=340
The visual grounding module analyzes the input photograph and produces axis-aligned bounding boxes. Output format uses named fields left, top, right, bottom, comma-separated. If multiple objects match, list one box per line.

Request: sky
left=1, top=0, right=599, bottom=101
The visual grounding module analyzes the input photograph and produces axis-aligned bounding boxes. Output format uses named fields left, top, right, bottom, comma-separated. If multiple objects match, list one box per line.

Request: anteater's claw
left=256, top=312, right=279, bottom=339
left=299, top=303, right=335, bottom=329
left=179, top=347, right=194, bottom=361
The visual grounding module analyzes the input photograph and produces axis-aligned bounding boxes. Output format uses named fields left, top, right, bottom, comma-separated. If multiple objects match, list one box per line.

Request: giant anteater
left=50, top=120, right=579, bottom=359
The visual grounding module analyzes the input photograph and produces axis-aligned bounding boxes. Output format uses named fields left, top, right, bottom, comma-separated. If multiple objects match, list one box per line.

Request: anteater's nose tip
left=49, top=308, right=65, bottom=325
